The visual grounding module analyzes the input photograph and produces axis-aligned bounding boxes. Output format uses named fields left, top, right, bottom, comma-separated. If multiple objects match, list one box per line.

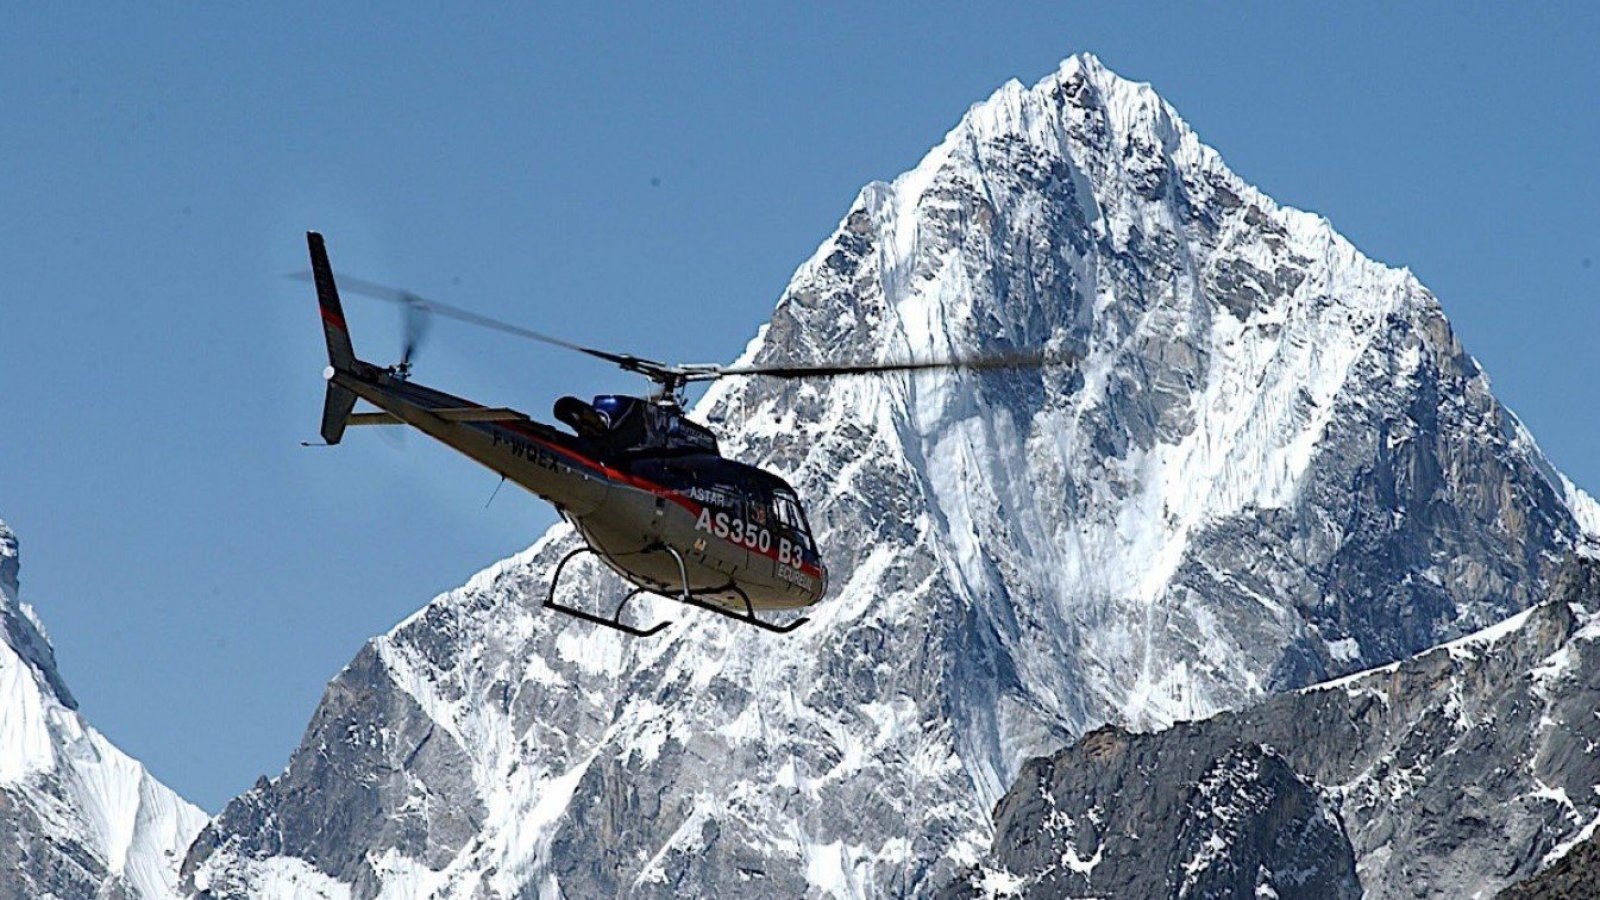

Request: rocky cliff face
left=183, top=54, right=1597, bottom=898
left=0, top=519, right=208, bottom=899
left=1499, top=828, right=1600, bottom=899
left=949, top=553, right=1600, bottom=899
left=940, top=731, right=1362, bottom=899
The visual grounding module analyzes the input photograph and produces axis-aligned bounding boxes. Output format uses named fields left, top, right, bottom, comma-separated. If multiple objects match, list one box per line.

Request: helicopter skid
left=544, top=544, right=809, bottom=637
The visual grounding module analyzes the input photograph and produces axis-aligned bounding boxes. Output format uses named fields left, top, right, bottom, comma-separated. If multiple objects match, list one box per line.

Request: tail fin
left=308, top=232, right=356, bottom=371
left=308, top=232, right=359, bottom=444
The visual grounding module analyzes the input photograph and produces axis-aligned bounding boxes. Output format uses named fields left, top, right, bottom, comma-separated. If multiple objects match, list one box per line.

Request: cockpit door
left=769, top=488, right=817, bottom=569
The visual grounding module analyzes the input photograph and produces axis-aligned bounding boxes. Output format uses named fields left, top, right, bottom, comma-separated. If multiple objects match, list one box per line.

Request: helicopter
left=303, top=232, right=1051, bottom=636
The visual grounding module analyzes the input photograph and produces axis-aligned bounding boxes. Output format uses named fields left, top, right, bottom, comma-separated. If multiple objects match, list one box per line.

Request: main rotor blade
left=692, top=348, right=1071, bottom=381
left=290, top=272, right=653, bottom=371
left=290, top=271, right=1071, bottom=389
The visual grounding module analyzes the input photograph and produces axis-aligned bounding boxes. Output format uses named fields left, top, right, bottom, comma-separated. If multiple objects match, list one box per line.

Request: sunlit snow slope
left=0, top=519, right=208, bottom=899
left=186, top=54, right=1598, bottom=899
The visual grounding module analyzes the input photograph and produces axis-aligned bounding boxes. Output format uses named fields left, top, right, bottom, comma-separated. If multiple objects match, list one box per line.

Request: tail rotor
left=396, top=290, right=432, bottom=380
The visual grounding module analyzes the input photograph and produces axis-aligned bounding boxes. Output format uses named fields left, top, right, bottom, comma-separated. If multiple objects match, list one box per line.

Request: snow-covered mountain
left=184, top=53, right=1598, bottom=898
left=0, top=518, right=208, bottom=899
left=945, top=551, right=1600, bottom=899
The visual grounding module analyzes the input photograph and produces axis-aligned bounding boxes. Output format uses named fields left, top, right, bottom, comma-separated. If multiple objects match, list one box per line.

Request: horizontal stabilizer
left=432, top=406, right=527, bottom=422
left=320, top=384, right=359, bottom=444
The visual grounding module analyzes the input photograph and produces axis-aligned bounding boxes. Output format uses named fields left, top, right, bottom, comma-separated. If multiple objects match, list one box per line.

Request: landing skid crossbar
left=542, top=543, right=810, bottom=637
left=543, top=547, right=671, bottom=638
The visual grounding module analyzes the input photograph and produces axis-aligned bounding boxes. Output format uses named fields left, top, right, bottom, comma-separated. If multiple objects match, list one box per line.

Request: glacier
left=184, top=53, right=1599, bottom=898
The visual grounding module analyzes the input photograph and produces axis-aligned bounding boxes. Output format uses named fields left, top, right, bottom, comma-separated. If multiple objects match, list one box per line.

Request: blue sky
left=2, top=4, right=1596, bottom=812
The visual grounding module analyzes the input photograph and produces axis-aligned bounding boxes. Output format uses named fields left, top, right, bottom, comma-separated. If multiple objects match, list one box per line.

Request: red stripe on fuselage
left=499, top=420, right=702, bottom=512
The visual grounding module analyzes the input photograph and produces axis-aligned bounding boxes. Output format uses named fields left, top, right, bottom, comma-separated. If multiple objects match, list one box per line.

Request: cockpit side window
left=772, top=489, right=813, bottom=550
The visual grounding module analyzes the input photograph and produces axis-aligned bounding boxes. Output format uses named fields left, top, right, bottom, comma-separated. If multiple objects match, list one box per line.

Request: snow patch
left=193, top=855, right=353, bottom=900
left=1325, top=637, right=1362, bottom=665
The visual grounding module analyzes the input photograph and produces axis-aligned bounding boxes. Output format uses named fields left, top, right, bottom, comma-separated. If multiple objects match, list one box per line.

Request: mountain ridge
left=946, top=549, right=1600, bottom=898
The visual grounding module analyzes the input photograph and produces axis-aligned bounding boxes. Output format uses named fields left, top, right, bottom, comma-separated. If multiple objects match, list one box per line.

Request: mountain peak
left=0, top=517, right=207, bottom=898
left=191, top=53, right=1596, bottom=897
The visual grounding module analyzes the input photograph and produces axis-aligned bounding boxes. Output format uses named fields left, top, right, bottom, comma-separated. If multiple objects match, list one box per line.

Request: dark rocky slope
left=949, top=554, right=1600, bottom=898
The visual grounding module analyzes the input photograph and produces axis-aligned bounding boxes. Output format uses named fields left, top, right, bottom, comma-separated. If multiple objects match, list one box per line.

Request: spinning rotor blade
left=399, top=290, right=432, bottom=368
left=292, top=272, right=655, bottom=371
left=291, top=272, right=1068, bottom=390
left=691, top=348, right=1070, bottom=382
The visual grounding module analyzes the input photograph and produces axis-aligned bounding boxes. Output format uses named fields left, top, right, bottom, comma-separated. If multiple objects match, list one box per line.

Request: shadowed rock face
left=0, top=523, right=17, bottom=598
left=1499, top=830, right=1600, bottom=899
left=185, top=643, right=487, bottom=896
left=945, top=731, right=1361, bottom=899
left=0, top=792, right=138, bottom=900
left=183, top=54, right=1597, bottom=899
left=948, top=555, right=1600, bottom=899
